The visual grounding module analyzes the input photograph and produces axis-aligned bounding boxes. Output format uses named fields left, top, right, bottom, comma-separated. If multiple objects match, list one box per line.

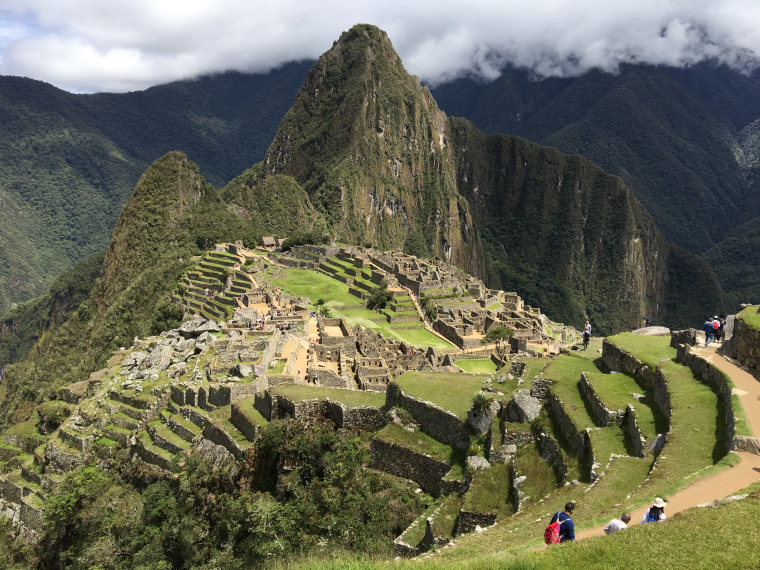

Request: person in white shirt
left=604, top=512, right=632, bottom=534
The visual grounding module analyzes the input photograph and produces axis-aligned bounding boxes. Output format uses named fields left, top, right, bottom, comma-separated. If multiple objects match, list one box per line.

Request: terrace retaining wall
left=602, top=341, right=671, bottom=421
left=386, top=383, right=471, bottom=450
left=721, top=314, right=760, bottom=377
left=578, top=372, right=624, bottom=427
left=622, top=405, right=647, bottom=458
left=675, top=344, right=737, bottom=456
left=369, top=438, right=453, bottom=496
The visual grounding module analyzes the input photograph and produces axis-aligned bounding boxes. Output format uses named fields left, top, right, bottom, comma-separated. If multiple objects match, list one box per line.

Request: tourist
left=604, top=512, right=632, bottom=534
left=550, top=502, right=576, bottom=542
left=703, top=318, right=715, bottom=345
left=582, top=320, right=591, bottom=350
left=641, top=497, right=667, bottom=523
left=718, top=315, right=727, bottom=341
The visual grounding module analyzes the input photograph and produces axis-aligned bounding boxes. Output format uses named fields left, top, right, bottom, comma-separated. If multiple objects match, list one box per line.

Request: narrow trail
left=576, top=344, right=760, bottom=540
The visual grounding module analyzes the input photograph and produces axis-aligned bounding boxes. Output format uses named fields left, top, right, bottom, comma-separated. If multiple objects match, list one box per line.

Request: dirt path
left=576, top=345, right=760, bottom=540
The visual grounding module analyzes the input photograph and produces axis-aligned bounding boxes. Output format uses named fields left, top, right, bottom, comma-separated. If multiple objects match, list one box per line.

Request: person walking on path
left=641, top=497, right=667, bottom=523
left=604, top=512, right=632, bottom=535
left=550, top=502, right=576, bottom=542
left=703, top=319, right=715, bottom=345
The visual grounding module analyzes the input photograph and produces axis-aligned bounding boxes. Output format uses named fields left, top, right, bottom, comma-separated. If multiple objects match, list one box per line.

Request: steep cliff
left=261, top=24, right=485, bottom=276
left=450, top=119, right=669, bottom=331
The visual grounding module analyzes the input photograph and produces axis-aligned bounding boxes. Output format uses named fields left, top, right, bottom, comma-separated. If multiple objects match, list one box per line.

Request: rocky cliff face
left=261, top=25, right=485, bottom=277
left=450, top=118, right=669, bottom=332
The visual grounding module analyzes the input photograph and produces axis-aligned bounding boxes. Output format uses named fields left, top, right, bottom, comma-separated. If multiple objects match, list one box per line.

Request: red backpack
left=544, top=513, right=565, bottom=544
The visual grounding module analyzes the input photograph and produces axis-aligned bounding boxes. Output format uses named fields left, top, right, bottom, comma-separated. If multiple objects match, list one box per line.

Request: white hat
left=653, top=497, right=667, bottom=508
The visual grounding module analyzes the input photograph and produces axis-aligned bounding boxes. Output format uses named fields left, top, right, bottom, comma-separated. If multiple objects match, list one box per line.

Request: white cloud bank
left=0, top=0, right=759, bottom=92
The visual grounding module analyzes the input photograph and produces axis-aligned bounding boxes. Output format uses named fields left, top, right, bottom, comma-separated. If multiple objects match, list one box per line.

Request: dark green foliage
left=7, top=422, right=424, bottom=569
left=35, top=400, right=73, bottom=432
left=704, top=216, right=760, bottom=307
left=663, top=244, right=728, bottom=329
left=282, top=229, right=331, bottom=251
left=433, top=63, right=760, bottom=254
left=482, top=325, right=514, bottom=362
left=420, top=294, right=438, bottom=321
left=0, top=251, right=103, bottom=368
left=0, top=63, right=311, bottom=313
left=366, top=281, right=393, bottom=310
left=149, top=298, right=184, bottom=335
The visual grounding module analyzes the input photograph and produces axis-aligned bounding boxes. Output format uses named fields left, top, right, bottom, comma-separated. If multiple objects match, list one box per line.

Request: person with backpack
left=703, top=318, right=715, bottom=345
left=545, top=502, right=575, bottom=544
left=641, top=497, right=667, bottom=524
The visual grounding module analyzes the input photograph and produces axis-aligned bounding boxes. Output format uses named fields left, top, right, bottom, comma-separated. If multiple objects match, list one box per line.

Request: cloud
left=0, top=0, right=759, bottom=92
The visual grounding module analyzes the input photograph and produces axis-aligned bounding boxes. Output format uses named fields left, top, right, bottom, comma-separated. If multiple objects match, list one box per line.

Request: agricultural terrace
left=266, top=266, right=454, bottom=350
left=394, top=371, right=486, bottom=419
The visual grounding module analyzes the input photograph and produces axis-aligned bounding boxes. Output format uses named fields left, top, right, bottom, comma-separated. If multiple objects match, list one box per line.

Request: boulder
left=505, top=390, right=542, bottom=423
left=195, top=320, right=221, bottom=334
left=231, top=363, right=253, bottom=378
left=466, top=455, right=491, bottom=472
left=140, top=345, right=173, bottom=373
left=123, top=351, right=148, bottom=369
left=467, top=400, right=500, bottom=434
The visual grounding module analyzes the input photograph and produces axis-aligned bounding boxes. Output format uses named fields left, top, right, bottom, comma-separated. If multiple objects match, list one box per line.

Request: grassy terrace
left=269, top=383, right=386, bottom=408
left=605, top=332, right=677, bottom=368
left=375, top=423, right=465, bottom=479
left=518, top=356, right=551, bottom=390
left=737, top=304, right=760, bottom=330
left=543, top=344, right=628, bottom=462
left=267, top=267, right=455, bottom=350
left=399, top=497, right=445, bottom=547
left=455, top=358, right=498, bottom=374
left=512, top=440, right=558, bottom=504
left=462, top=463, right=514, bottom=519
left=585, top=371, right=662, bottom=440
left=394, top=371, right=485, bottom=419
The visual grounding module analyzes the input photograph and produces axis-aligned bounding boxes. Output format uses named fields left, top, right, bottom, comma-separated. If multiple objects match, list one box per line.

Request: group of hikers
left=703, top=315, right=727, bottom=345
left=545, top=497, right=668, bottom=544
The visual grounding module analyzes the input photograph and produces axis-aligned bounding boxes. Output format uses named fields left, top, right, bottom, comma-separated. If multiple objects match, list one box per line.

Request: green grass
left=375, top=423, right=465, bottom=479
left=512, top=441, right=559, bottom=504
left=585, top=372, right=661, bottom=440
left=269, top=383, right=386, bottom=408
left=268, top=267, right=365, bottom=307
left=399, top=497, right=445, bottom=547
left=605, top=333, right=676, bottom=368
left=519, top=356, right=552, bottom=390
left=456, top=359, right=498, bottom=374
left=737, top=305, right=760, bottom=330
left=269, top=359, right=287, bottom=375
left=463, top=463, right=515, bottom=519
left=429, top=494, right=464, bottom=539
left=394, top=371, right=486, bottom=419
left=389, top=327, right=455, bottom=350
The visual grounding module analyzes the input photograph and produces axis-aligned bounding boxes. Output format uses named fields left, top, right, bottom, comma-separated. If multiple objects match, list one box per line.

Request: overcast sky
left=0, top=0, right=759, bottom=93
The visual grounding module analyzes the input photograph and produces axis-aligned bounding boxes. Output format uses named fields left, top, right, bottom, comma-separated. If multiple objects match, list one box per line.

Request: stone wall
left=675, top=344, right=735, bottom=456
left=369, top=438, right=453, bottom=496
left=722, top=314, right=760, bottom=377
left=455, top=510, right=497, bottom=535
left=386, top=383, right=471, bottom=450
left=602, top=340, right=671, bottom=421
left=533, top=425, right=568, bottom=483
left=733, top=436, right=760, bottom=455
left=622, top=405, right=646, bottom=458
left=670, top=329, right=697, bottom=347
left=579, top=373, right=624, bottom=426
left=543, top=391, right=595, bottom=482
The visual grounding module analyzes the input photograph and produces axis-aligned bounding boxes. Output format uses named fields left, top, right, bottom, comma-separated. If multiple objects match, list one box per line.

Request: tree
left=482, top=325, right=514, bottom=362
left=366, top=281, right=393, bottom=310
left=420, top=295, right=438, bottom=322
